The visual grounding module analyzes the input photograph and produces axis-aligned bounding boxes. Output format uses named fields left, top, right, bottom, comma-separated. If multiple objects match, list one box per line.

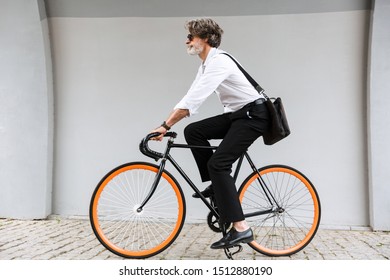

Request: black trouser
left=184, top=102, right=270, bottom=223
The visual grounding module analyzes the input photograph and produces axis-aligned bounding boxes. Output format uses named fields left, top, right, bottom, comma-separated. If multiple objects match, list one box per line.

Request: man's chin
left=187, top=49, right=198, bottom=56
left=187, top=47, right=201, bottom=56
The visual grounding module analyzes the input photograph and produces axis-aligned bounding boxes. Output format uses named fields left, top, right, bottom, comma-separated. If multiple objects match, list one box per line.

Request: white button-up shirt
left=174, top=48, right=264, bottom=116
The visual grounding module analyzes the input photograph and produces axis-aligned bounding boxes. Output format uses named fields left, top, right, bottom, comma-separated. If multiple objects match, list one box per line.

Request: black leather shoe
left=210, top=228, right=254, bottom=249
left=192, top=185, right=214, bottom=198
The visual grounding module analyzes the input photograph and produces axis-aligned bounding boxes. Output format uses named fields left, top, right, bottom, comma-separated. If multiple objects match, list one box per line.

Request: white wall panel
left=50, top=11, right=370, bottom=227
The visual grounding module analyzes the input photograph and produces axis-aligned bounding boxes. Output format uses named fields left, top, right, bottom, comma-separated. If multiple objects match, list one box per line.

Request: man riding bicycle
left=151, top=18, right=270, bottom=249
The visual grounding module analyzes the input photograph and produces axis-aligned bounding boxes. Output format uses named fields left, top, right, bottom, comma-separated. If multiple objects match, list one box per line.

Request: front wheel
left=89, top=162, right=186, bottom=259
left=238, top=165, right=321, bottom=256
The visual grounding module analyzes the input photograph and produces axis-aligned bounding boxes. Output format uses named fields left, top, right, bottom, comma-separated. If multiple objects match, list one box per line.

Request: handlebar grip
left=165, top=131, right=177, bottom=138
left=139, top=132, right=177, bottom=161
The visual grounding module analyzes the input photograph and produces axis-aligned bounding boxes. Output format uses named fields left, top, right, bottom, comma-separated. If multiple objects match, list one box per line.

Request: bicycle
left=89, top=132, right=321, bottom=259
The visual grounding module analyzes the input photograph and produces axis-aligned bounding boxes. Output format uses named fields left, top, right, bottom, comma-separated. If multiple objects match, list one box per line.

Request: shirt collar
left=202, top=47, right=218, bottom=67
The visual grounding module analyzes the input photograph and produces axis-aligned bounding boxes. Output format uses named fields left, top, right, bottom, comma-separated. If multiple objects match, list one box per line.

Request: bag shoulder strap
left=221, top=53, right=266, bottom=96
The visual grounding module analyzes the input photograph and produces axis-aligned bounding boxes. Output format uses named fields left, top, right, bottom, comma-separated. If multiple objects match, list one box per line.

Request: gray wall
left=368, top=0, right=390, bottom=231
left=48, top=1, right=371, bottom=228
left=44, top=0, right=371, bottom=17
left=0, top=0, right=53, bottom=219
left=2, top=0, right=389, bottom=231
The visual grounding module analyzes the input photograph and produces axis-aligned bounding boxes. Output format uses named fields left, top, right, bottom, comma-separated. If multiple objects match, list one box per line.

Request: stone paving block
left=1, top=218, right=390, bottom=260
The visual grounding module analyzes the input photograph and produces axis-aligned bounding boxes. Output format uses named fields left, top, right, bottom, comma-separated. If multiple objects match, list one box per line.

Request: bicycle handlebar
left=139, top=132, right=177, bottom=161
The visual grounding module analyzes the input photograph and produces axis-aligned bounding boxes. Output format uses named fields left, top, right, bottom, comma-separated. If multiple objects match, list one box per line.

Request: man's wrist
left=161, top=121, right=171, bottom=131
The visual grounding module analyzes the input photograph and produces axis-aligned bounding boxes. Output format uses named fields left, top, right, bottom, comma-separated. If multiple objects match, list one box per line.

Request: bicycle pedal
left=224, top=244, right=243, bottom=260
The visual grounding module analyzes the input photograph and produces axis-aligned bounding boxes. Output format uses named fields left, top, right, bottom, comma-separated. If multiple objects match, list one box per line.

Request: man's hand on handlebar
left=150, top=126, right=167, bottom=141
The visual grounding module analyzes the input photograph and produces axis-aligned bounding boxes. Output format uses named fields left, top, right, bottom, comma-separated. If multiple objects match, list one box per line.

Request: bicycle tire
left=90, top=162, right=186, bottom=259
left=238, top=164, right=321, bottom=256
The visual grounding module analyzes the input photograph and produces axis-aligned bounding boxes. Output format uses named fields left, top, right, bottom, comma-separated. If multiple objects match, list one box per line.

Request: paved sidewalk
left=0, top=218, right=389, bottom=260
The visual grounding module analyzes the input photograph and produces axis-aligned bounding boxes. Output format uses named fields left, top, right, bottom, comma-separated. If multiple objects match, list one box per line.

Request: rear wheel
left=90, top=162, right=186, bottom=258
left=238, top=165, right=321, bottom=256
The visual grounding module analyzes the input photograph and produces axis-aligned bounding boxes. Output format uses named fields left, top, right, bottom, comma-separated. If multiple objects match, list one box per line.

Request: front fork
left=137, top=138, right=174, bottom=212
left=136, top=158, right=167, bottom=212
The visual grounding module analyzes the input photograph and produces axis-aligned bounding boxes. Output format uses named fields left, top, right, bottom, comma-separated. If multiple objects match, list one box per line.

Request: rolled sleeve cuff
left=173, top=101, right=199, bottom=116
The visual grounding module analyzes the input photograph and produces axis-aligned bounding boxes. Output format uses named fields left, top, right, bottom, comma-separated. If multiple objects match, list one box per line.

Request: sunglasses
left=187, top=34, right=194, bottom=41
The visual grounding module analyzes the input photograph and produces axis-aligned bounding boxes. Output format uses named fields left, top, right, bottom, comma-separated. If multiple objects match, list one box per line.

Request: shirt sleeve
left=174, top=55, right=232, bottom=116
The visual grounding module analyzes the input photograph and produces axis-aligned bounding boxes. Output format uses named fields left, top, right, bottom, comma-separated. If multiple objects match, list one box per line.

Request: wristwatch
left=161, top=121, right=171, bottom=131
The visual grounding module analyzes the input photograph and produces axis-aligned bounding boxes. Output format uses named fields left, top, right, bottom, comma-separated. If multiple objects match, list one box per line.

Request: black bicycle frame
left=137, top=134, right=280, bottom=219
